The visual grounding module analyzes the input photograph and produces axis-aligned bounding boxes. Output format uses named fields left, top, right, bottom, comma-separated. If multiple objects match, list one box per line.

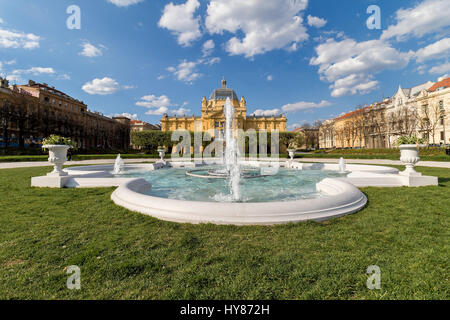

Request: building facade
left=318, top=77, right=450, bottom=149
left=130, top=120, right=160, bottom=132
left=318, top=119, right=336, bottom=149
left=333, top=107, right=370, bottom=149
left=161, top=78, right=287, bottom=137
left=0, top=78, right=130, bottom=151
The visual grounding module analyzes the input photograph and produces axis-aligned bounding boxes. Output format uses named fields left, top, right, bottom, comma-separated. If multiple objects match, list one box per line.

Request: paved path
left=0, top=157, right=449, bottom=169
left=295, top=158, right=450, bottom=169
left=0, top=158, right=157, bottom=169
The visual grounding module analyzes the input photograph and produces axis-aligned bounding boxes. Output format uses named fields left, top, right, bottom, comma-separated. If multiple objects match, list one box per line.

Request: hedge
left=130, top=130, right=298, bottom=154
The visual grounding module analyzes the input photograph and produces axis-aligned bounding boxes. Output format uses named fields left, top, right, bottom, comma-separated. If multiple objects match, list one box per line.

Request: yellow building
left=161, top=78, right=287, bottom=137
left=334, top=106, right=370, bottom=149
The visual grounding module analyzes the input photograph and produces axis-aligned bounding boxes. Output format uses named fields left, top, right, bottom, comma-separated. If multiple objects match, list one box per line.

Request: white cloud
left=167, top=60, right=202, bottom=83
left=158, top=0, right=202, bottom=47
left=429, top=62, right=450, bottom=74
left=205, top=0, right=309, bottom=58
left=82, top=77, right=120, bottom=95
left=0, top=28, right=40, bottom=49
left=4, top=59, right=16, bottom=65
left=310, top=38, right=411, bottom=97
left=267, top=75, right=273, bottom=81
left=80, top=42, right=103, bottom=57
left=6, top=74, right=21, bottom=83
left=252, top=108, right=281, bottom=116
left=57, top=74, right=71, bottom=80
left=136, top=94, right=173, bottom=108
left=281, top=100, right=331, bottom=112
left=202, top=39, right=215, bottom=56
left=203, top=57, right=221, bottom=66
left=114, top=112, right=138, bottom=120
left=136, top=94, right=190, bottom=116
left=307, top=15, right=327, bottom=28
left=415, top=38, right=450, bottom=62
left=107, top=0, right=144, bottom=7
left=170, top=107, right=191, bottom=116
left=145, top=107, right=169, bottom=115
left=329, top=74, right=379, bottom=97
left=12, top=67, right=55, bottom=75
left=0, top=18, right=4, bottom=24
left=381, top=0, right=450, bottom=41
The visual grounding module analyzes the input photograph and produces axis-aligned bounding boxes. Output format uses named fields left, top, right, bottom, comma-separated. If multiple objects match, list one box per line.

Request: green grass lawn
left=296, top=153, right=450, bottom=161
left=0, top=166, right=449, bottom=299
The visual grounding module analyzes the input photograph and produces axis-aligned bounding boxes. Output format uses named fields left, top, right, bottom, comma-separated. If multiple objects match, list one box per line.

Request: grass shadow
left=438, top=177, right=450, bottom=187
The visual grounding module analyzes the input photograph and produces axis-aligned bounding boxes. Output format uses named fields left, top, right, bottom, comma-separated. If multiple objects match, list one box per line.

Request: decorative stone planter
left=399, top=144, right=420, bottom=176
left=287, top=149, right=296, bottom=161
left=43, top=144, right=71, bottom=177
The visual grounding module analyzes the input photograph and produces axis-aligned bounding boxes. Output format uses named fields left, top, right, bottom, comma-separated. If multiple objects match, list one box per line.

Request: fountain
left=223, top=97, right=241, bottom=201
left=113, top=154, right=125, bottom=174
left=338, top=157, right=347, bottom=173
left=184, top=98, right=245, bottom=201
left=157, top=147, right=167, bottom=165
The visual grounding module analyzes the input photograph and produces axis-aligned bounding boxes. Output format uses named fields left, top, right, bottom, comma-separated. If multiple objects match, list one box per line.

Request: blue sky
left=0, top=0, right=449, bottom=129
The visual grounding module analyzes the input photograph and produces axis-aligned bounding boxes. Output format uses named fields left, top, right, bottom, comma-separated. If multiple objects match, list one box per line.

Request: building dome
left=209, top=77, right=239, bottom=101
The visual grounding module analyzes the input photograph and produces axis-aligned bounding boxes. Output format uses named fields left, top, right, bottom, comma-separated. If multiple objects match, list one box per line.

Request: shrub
left=396, top=135, right=426, bottom=146
left=42, top=135, right=77, bottom=149
left=130, top=130, right=213, bottom=153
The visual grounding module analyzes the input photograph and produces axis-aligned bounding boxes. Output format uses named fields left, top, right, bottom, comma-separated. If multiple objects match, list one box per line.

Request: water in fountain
left=113, top=154, right=125, bottom=174
left=224, top=97, right=241, bottom=201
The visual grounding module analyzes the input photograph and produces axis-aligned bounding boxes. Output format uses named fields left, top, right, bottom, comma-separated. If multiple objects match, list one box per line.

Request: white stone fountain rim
left=63, top=161, right=387, bottom=225
left=110, top=176, right=367, bottom=225
left=58, top=160, right=436, bottom=225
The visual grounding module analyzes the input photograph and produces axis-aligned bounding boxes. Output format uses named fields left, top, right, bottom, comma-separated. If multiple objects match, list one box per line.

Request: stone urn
left=157, top=148, right=166, bottom=164
left=399, top=144, right=420, bottom=176
left=287, top=148, right=296, bottom=161
left=43, top=144, right=71, bottom=176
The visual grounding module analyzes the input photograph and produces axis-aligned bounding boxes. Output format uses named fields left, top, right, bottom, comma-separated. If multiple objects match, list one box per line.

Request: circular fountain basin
left=118, top=166, right=345, bottom=203
left=63, top=161, right=402, bottom=225
left=111, top=175, right=366, bottom=225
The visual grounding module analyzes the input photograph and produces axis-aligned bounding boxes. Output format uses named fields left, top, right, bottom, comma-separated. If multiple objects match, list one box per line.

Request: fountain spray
left=224, top=97, right=241, bottom=201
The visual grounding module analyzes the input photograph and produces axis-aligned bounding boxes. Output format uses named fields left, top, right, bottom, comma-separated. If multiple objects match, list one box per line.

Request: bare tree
left=343, top=121, right=353, bottom=148
left=336, top=127, right=345, bottom=148
left=1, top=100, right=10, bottom=151
left=386, top=105, right=418, bottom=146
left=417, top=101, right=444, bottom=145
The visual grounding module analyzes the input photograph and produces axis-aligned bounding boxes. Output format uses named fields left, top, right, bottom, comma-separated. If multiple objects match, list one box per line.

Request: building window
left=441, top=132, right=445, bottom=141
left=439, top=100, right=444, bottom=111
left=441, top=116, right=445, bottom=125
